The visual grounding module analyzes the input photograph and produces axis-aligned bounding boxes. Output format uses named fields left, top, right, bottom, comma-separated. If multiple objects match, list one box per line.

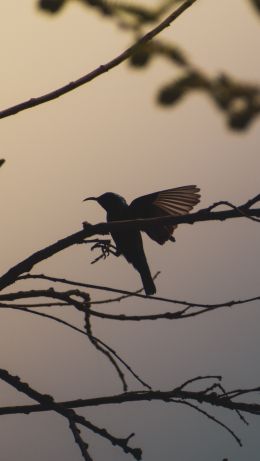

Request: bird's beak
left=83, top=197, right=97, bottom=202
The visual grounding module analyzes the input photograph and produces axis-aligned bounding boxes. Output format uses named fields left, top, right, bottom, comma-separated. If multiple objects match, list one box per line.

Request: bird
left=84, top=185, right=200, bottom=295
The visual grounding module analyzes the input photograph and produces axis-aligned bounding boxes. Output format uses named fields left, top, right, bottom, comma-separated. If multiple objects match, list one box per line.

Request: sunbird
left=84, top=185, right=200, bottom=295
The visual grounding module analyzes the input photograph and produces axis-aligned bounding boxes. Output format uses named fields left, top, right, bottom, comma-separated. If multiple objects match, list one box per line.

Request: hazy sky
left=0, top=1, right=259, bottom=460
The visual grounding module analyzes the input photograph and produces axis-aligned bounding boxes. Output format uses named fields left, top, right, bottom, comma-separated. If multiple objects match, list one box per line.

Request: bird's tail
left=140, top=269, right=156, bottom=296
left=133, top=257, right=156, bottom=296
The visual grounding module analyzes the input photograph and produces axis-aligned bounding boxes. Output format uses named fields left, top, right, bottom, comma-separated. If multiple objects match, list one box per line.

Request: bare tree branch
left=0, top=368, right=142, bottom=460
left=68, top=416, right=94, bottom=461
left=16, top=272, right=258, bottom=314
left=1, top=380, right=259, bottom=416
left=0, top=195, right=259, bottom=292
left=171, top=398, right=242, bottom=446
left=1, top=373, right=260, bottom=448
left=1, top=285, right=259, bottom=321
left=0, top=300, right=151, bottom=390
left=0, top=0, right=198, bottom=120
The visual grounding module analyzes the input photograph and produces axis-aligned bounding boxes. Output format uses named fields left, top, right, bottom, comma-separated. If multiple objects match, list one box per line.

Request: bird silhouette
left=84, top=185, right=200, bottom=295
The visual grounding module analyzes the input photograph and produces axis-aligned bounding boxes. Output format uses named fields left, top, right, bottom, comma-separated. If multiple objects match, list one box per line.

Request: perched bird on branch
left=84, top=185, right=200, bottom=295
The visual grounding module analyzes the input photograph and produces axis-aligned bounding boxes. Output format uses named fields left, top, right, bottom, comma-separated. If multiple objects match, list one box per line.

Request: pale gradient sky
left=0, top=1, right=259, bottom=460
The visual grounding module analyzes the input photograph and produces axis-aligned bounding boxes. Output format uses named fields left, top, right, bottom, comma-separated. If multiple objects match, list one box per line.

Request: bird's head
left=83, top=192, right=127, bottom=212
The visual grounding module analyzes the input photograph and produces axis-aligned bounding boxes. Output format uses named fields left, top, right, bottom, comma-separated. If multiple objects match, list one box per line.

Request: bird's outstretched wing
left=129, top=185, right=200, bottom=244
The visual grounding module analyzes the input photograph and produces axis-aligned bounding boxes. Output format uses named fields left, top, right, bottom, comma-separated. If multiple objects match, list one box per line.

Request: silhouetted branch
left=0, top=368, right=142, bottom=460
left=17, top=273, right=259, bottom=313
left=88, top=295, right=260, bottom=321
left=18, top=273, right=157, bottom=300
left=1, top=282, right=259, bottom=320
left=207, top=199, right=260, bottom=222
left=68, top=416, right=94, bottom=461
left=171, top=398, right=242, bottom=446
left=91, top=271, right=161, bottom=303
left=0, top=195, right=259, bottom=292
left=0, top=301, right=151, bottom=390
left=0, top=288, right=131, bottom=390
left=1, top=373, right=260, bottom=447
left=0, top=288, right=90, bottom=310
left=1, top=377, right=260, bottom=415
left=84, top=306, right=129, bottom=391
left=0, top=0, right=198, bottom=120
left=176, top=376, right=249, bottom=425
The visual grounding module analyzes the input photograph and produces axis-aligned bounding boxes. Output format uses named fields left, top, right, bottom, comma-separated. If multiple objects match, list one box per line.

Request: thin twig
left=15, top=274, right=260, bottom=312
left=1, top=303, right=151, bottom=390
left=0, top=0, right=198, bottom=120
left=171, top=398, right=242, bottom=446
left=207, top=200, right=260, bottom=223
left=84, top=308, right=128, bottom=391
left=68, top=416, right=94, bottom=461
left=91, top=271, right=161, bottom=304
left=175, top=375, right=222, bottom=390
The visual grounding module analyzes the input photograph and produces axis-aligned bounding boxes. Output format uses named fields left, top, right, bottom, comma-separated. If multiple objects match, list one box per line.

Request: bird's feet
left=90, top=239, right=118, bottom=264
